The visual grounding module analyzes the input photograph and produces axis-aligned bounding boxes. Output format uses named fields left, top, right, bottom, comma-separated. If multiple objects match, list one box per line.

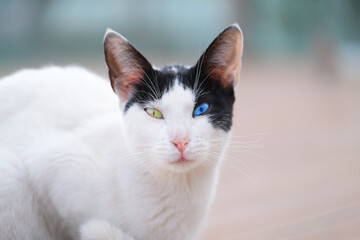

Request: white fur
left=104, top=28, right=129, bottom=43
left=0, top=66, right=230, bottom=240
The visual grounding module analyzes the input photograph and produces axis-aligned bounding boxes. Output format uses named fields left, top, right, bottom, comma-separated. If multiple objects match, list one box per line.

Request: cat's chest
left=119, top=173, right=212, bottom=240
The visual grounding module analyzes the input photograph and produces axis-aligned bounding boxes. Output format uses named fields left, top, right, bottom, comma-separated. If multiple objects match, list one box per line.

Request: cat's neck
left=115, top=154, right=219, bottom=240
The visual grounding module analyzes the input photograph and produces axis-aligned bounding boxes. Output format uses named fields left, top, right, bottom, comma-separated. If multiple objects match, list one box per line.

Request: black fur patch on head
left=124, top=65, right=235, bottom=132
left=124, top=66, right=176, bottom=112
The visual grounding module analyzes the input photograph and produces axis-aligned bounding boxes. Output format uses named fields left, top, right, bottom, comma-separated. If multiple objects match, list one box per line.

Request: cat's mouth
left=166, top=156, right=201, bottom=172
left=171, top=157, right=195, bottom=165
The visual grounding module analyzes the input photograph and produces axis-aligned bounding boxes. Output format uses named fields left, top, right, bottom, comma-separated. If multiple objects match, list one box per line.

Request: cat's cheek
left=123, top=106, right=165, bottom=150
left=123, top=106, right=179, bottom=172
left=178, top=118, right=214, bottom=163
left=191, top=117, right=217, bottom=141
left=192, top=117, right=229, bottom=163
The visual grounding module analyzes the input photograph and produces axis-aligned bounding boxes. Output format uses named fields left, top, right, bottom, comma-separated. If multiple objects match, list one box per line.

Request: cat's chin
left=171, top=157, right=194, bottom=165
left=165, top=157, right=202, bottom=172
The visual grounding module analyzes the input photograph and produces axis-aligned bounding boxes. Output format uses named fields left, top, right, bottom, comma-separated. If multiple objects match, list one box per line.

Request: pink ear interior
left=104, top=31, right=152, bottom=101
left=198, top=24, right=243, bottom=88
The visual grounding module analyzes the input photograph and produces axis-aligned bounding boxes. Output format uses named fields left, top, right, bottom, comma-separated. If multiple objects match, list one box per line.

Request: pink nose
left=172, top=140, right=189, bottom=153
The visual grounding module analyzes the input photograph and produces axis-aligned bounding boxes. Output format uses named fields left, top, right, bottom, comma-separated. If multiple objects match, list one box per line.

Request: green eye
left=145, top=108, right=163, bottom=119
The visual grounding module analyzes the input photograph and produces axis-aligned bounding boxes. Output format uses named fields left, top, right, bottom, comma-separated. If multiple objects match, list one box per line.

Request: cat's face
left=104, top=24, right=243, bottom=172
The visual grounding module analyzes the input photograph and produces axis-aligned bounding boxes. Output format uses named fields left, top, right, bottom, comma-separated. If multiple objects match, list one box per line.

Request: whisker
left=206, top=153, right=256, bottom=182
left=122, top=51, right=160, bottom=99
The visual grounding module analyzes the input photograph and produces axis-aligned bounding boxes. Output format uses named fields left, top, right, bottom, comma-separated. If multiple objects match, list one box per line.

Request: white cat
left=0, top=24, right=243, bottom=240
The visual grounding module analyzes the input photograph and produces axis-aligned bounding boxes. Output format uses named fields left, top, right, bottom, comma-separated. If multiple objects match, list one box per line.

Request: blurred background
left=1, top=0, right=359, bottom=239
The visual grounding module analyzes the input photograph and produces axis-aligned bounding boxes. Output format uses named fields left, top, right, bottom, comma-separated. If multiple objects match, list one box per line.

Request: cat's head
left=104, top=24, right=243, bottom=173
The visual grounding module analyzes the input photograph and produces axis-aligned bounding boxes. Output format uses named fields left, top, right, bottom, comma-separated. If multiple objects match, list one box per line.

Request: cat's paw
left=80, top=220, right=134, bottom=240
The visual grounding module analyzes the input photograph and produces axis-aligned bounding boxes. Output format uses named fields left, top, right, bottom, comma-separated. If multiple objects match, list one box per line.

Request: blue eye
left=193, top=103, right=209, bottom=116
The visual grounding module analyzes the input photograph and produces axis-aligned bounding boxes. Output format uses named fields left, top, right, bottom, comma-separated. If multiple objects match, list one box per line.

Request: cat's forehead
left=156, top=64, right=191, bottom=87
left=162, top=79, right=193, bottom=100
left=159, top=80, right=195, bottom=113
left=124, top=64, right=192, bottom=111
left=160, top=64, right=189, bottom=74
left=153, top=65, right=195, bottom=111
left=124, top=63, right=235, bottom=131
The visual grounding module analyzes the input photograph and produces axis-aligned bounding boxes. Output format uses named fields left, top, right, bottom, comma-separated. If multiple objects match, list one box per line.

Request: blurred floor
left=198, top=60, right=360, bottom=240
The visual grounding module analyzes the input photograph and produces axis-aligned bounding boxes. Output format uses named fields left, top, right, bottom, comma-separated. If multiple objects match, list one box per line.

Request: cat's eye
left=145, top=108, right=163, bottom=119
left=193, top=103, right=209, bottom=116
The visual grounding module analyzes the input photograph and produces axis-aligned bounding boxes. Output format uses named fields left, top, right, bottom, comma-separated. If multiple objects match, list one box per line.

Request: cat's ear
left=104, top=29, right=153, bottom=101
left=196, top=23, right=243, bottom=88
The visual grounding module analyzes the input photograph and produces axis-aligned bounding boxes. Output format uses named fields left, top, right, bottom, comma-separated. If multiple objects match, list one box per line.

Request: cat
left=0, top=23, right=243, bottom=240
